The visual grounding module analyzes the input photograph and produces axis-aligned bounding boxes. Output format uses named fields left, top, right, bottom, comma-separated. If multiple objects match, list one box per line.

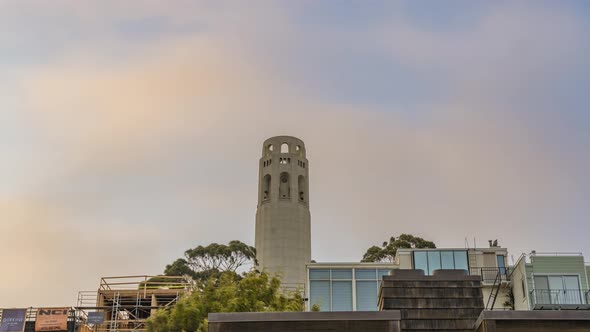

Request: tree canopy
left=163, top=240, right=257, bottom=282
left=146, top=271, right=303, bottom=332
left=361, top=234, right=436, bottom=262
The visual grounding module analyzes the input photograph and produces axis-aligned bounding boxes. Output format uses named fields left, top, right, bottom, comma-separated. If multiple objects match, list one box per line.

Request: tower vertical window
left=279, top=172, right=290, bottom=199
left=262, top=174, right=271, bottom=201
left=298, top=175, right=306, bottom=202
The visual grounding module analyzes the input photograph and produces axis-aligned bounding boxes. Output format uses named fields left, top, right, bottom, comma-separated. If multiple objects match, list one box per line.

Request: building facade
left=255, top=136, right=312, bottom=290
left=510, top=252, right=590, bottom=310
left=397, top=246, right=511, bottom=310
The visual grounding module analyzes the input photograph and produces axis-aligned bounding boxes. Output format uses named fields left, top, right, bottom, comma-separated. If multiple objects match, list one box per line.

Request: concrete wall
left=397, top=251, right=413, bottom=269
left=255, top=136, right=311, bottom=290
left=510, top=258, right=531, bottom=310
left=482, top=287, right=511, bottom=310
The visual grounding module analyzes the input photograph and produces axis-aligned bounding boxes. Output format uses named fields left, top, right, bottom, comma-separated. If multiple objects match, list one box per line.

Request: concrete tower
left=255, top=136, right=311, bottom=289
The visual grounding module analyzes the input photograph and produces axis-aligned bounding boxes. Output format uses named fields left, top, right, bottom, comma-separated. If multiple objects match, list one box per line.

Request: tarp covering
left=0, top=309, right=27, bottom=332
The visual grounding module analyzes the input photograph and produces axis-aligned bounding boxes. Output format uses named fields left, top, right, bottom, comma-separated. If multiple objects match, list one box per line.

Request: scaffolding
left=75, top=275, right=193, bottom=332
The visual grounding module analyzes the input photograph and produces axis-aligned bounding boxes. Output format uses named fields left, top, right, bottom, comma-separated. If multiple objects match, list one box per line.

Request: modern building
left=306, top=244, right=512, bottom=312
left=510, top=252, right=590, bottom=310
left=255, top=136, right=311, bottom=290
left=211, top=270, right=590, bottom=332
left=306, top=262, right=395, bottom=312
left=396, top=245, right=511, bottom=310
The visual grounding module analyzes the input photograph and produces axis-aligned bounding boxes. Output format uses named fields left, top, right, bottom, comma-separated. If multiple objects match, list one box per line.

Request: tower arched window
left=281, top=143, right=289, bottom=153
left=279, top=172, right=290, bottom=199
left=262, top=174, right=271, bottom=201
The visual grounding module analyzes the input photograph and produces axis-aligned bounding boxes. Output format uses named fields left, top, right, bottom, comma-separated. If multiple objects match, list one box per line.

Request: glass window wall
left=308, top=267, right=393, bottom=312
left=412, top=250, right=469, bottom=276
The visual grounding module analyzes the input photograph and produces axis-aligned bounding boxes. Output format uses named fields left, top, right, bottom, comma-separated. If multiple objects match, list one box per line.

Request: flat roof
left=397, top=247, right=507, bottom=252
left=307, top=262, right=396, bottom=268
left=208, top=311, right=401, bottom=322
left=475, top=310, right=590, bottom=329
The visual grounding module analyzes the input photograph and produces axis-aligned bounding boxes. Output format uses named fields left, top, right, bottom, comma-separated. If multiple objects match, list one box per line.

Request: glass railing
left=531, top=289, right=585, bottom=305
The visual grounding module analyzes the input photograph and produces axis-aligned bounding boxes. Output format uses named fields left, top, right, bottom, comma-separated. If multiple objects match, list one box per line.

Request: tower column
left=255, top=136, right=311, bottom=290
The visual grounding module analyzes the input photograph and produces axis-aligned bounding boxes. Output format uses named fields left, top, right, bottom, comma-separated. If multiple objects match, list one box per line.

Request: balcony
left=469, top=267, right=509, bottom=284
left=531, top=289, right=590, bottom=310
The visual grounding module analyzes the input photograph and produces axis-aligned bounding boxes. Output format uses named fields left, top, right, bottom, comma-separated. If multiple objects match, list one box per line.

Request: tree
left=163, top=240, right=257, bottom=282
left=503, top=287, right=515, bottom=310
left=361, top=234, right=436, bottom=262
left=146, top=271, right=303, bottom=332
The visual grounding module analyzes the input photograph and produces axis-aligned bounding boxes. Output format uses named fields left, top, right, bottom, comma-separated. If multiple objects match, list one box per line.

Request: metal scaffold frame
left=75, top=275, right=193, bottom=332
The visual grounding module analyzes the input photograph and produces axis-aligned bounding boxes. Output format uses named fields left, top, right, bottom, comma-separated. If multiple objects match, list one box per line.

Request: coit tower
left=255, top=136, right=311, bottom=289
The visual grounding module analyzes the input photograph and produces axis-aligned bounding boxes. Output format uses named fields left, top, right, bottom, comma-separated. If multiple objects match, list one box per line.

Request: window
left=262, top=174, right=271, bottom=201
left=310, top=281, right=330, bottom=311
left=279, top=172, right=290, bottom=198
left=355, top=269, right=376, bottom=280
left=355, top=269, right=378, bottom=311
left=310, top=269, right=330, bottom=280
left=308, top=268, right=392, bottom=312
left=332, top=281, right=352, bottom=311
left=454, top=251, right=469, bottom=271
left=427, top=251, right=441, bottom=275
left=497, top=255, right=507, bottom=275
left=533, top=275, right=582, bottom=305
left=281, top=143, right=289, bottom=153
left=412, top=250, right=469, bottom=276
left=441, top=251, right=454, bottom=269
left=332, top=269, right=352, bottom=279
left=298, top=175, right=306, bottom=202
left=356, top=281, right=378, bottom=311
left=414, top=252, right=428, bottom=274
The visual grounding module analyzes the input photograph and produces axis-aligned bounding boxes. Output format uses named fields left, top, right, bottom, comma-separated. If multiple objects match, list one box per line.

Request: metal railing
left=99, top=275, right=193, bottom=293
left=531, top=289, right=586, bottom=306
left=531, top=252, right=583, bottom=256
left=469, top=267, right=509, bottom=283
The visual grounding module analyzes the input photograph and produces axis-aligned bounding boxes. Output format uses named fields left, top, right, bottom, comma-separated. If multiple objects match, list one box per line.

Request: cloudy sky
left=2, top=0, right=590, bottom=307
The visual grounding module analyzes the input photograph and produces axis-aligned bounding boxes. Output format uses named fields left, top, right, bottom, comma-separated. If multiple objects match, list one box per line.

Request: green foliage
left=139, top=276, right=188, bottom=290
left=164, top=240, right=257, bottom=282
left=503, top=287, right=515, bottom=310
left=146, top=271, right=303, bottom=332
left=311, top=304, right=321, bottom=312
left=361, top=234, right=436, bottom=262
